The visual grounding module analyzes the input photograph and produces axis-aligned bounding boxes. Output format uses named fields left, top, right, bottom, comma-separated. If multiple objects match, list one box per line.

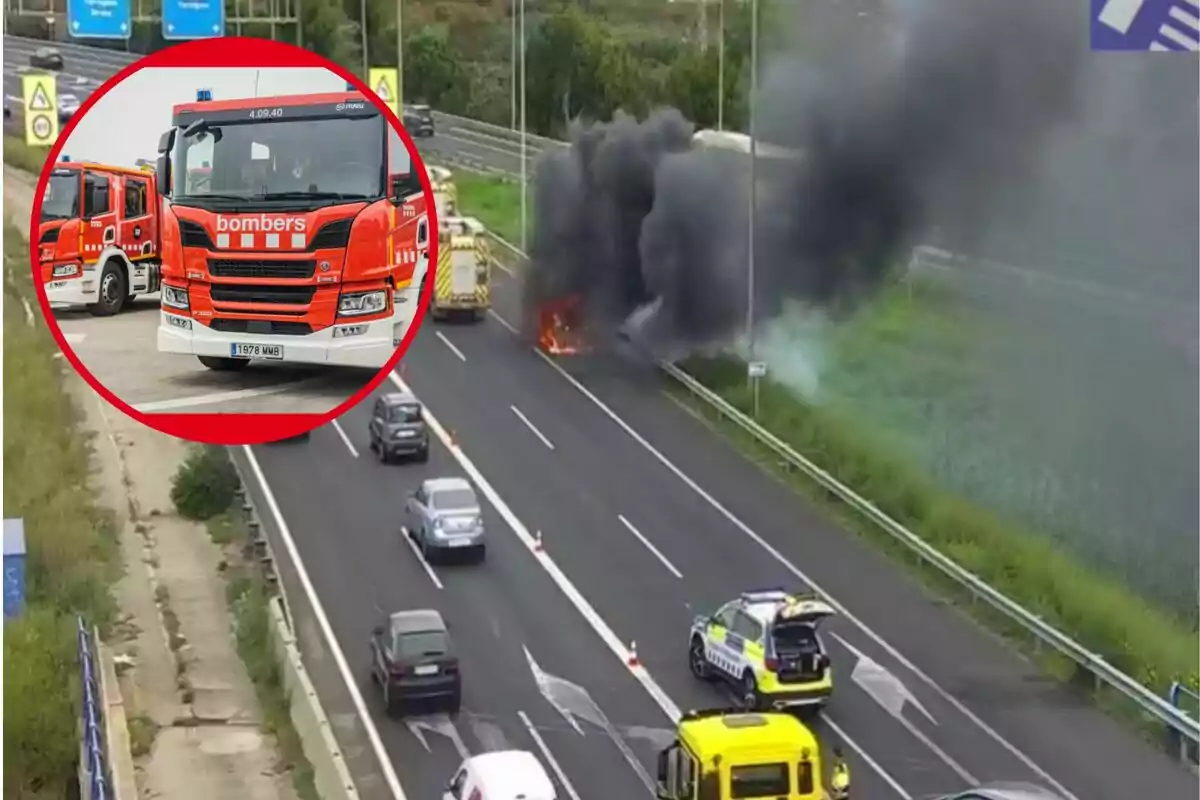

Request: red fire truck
left=38, top=157, right=163, bottom=316
left=152, top=87, right=430, bottom=371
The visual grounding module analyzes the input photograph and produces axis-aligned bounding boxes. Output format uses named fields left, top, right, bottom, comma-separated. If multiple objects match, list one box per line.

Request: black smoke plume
left=521, top=0, right=1085, bottom=356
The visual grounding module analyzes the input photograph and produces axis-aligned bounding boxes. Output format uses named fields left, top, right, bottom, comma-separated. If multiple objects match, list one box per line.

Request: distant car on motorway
left=402, top=103, right=434, bottom=137
left=405, top=477, right=486, bottom=563
left=367, top=391, right=429, bottom=463
left=29, top=47, right=64, bottom=71
left=369, top=608, right=461, bottom=715
left=3, top=96, right=11, bottom=118
left=931, top=783, right=1065, bottom=800
left=57, top=93, right=81, bottom=121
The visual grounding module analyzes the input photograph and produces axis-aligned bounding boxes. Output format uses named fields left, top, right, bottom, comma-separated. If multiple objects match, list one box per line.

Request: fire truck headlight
left=161, top=285, right=190, bottom=310
left=52, top=264, right=79, bottom=278
left=338, top=289, right=388, bottom=317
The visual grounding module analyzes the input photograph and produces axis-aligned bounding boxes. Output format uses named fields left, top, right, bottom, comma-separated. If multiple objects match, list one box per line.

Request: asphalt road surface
left=245, top=261, right=1198, bottom=800
left=11, top=33, right=1196, bottom=800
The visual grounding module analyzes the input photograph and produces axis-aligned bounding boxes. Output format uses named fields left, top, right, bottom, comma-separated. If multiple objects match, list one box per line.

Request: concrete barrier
left=95, top=637, right=138, bottom=799
left=266, top=595, right=359, bottom=800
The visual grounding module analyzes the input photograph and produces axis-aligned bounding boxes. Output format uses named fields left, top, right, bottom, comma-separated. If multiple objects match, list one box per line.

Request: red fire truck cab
left=38, top=157, right=163, bottom=316
left=153, top=87, right=429, bottom=371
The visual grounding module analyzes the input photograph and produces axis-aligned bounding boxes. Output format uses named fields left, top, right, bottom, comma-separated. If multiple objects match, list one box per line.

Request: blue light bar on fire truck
left=196, top=89, right=213, bottom=102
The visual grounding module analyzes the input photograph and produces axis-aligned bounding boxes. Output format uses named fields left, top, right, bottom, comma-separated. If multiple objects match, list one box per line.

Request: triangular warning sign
left=28, top=83, right=52, bottom=112
left=375, top=80, right=392, bottom=101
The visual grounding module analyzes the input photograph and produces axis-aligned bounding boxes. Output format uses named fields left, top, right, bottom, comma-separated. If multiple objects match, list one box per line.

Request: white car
left=57, top=93, right=81, bottom=121
left=444, top=750, right=556, bottom=800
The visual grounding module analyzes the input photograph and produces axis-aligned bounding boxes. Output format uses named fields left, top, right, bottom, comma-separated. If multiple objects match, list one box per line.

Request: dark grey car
left=929, top=783, right=1065, bottom=800
left=369, top=609, right=461, bottom=715
left=29, top=47, right=64, bottom=71
left=405, top=477, right=486, bottom=563
left=367, top=392, right=429, bottom=463
left=403, top=104, right=435, bottom=137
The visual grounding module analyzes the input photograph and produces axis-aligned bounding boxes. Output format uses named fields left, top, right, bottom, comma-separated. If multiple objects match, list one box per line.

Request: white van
left=443, top=750, right=557, bottom=800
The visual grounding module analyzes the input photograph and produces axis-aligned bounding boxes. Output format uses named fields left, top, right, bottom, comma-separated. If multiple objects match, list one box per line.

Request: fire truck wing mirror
left=389, top=172, right=421, bottom=203
left=155, top=155, right=170, bottom=198
left=655, top=743, right=680, bottom=799
left=157, top=129, right=175, bottom=154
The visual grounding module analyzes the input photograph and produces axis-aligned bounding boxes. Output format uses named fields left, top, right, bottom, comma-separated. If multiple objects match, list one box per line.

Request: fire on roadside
left=537, top=295, right=588, bottom=355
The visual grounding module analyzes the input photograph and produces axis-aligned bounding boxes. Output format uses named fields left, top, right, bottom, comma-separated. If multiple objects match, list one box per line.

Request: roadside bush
left=171, top=445, right=239, bottom=521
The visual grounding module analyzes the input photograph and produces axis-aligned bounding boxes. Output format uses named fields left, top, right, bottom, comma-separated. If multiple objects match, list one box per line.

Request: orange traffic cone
left=627, top=641, right=639, bottom=668
left=533, top=531, right=544, bottom=552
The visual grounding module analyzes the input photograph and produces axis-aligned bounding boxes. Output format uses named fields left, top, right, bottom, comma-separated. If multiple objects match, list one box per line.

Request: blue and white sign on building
left=67, top=0, right=131, bottom=39
left=162, top=0, right=226, bottom=40
left=4, top=518, right=27, bottom=619
left=1091, top=0, right=1200, bottom=51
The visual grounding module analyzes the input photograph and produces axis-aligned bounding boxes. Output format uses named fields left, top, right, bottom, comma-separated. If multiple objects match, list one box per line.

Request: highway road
left=246, top=259, right=1198, bottom=799
left=9, top=33, right=1196, bottom=800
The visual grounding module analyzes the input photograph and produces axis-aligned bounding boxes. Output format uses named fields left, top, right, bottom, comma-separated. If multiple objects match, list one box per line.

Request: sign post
left=162, top=0, right=225, bottom=40
left=748, top=360, right=767, bottom=419
left=22, top=74, right=58, bottom=148
left=368, top=68, right=400, bottom=119
left=4, top=519, right=27, bottom=619
left=67, top=0, right=131, bottom=39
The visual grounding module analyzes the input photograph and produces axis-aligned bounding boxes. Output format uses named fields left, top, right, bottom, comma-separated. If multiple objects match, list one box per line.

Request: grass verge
left=206, top=504, right=320, bottom=800
left=434, top=166, right=527, bottom=245
left=3, top=221, right=119, bottom=798
left=5, top=135, right=53, bottom=177
left=454, top=175, right=1200, bottom=713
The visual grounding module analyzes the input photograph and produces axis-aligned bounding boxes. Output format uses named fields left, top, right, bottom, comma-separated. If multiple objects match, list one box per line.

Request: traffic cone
left=627, top=641, right=639, bottom=668
left=533, top=531, right=544, bottom=552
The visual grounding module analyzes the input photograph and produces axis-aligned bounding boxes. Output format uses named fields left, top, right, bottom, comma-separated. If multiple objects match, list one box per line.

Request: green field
left=3, top=222, right=119, bottom=798
left=454, top=173, right=1199, bottom=714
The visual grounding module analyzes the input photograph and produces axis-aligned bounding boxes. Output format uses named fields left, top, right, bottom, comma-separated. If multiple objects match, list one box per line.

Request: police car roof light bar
left=740, top=588, right=791, bottom=603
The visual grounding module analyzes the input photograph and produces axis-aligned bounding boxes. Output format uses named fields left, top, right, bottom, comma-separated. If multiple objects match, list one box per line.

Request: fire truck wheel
left=197, top=356, right=252, bottom=372
left=87, top=261, right=127, bottom=317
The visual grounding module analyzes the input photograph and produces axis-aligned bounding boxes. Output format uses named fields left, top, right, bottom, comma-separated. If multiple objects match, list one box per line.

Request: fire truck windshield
left=171, top=115, right=385, bottom=208
left=42, top=170, right=81, bottom=222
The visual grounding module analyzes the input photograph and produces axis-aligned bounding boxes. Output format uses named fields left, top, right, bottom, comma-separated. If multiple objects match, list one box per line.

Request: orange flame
left=538, top=297, right=587, bottom=355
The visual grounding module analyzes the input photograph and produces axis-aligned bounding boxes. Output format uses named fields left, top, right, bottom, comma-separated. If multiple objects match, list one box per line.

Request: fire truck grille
left=209, top=320, right=314, bottom=336
left=207, top=258, right=316, bottom=279
left=210, top=284, right=316, bottom=305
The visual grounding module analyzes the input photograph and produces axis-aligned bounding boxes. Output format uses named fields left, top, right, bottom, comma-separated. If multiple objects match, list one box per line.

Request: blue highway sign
left=162, top=0, right=226, bottom=40
left=1091, top=0, right=1200, bottom=51
left=67, top=0, right=131, bottom=39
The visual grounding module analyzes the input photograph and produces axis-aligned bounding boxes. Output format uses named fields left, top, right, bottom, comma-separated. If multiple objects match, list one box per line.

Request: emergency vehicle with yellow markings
left=427, top=164, right=458, bottom=220
left=428, top=216, right=490, bottom=322
left=151, top=86, right=429, bottom=371
left=655, top=709, right=849, bottom=800
left=689, top=589, right=836, bottom=712
left=38, top=156, right=164, bottom=317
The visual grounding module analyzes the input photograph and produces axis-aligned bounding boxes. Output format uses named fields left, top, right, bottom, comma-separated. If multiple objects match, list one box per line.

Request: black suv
left=369, top=609, right=461, bottom=715
left=402, top=104, right=435, bottom=137
left=29, top=47, right=64, bottom=71
left=367, top=391, right=429, bottom=463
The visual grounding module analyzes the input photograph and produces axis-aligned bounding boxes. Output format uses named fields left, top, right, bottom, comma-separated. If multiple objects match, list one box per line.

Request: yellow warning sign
left=367, top=67, right=399, bottom=117
left=23, top=73, right=59, bottom=147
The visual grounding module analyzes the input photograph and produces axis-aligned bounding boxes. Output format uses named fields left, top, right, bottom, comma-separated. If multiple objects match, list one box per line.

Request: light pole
left=511, top=0, right=517, bottom=129
left=396, top=0, right=404, bottom=105
left=359, top=0, right=369, bottom=77
left=519, top=0, right=528, bottom=252
left=717, top=0, right=725, bottom=131
left=747, top=0, right=760, bottom=415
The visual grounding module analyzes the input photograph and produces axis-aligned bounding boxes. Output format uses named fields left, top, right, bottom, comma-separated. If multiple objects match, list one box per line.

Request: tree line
left=6, top=0, right=764, bottom=138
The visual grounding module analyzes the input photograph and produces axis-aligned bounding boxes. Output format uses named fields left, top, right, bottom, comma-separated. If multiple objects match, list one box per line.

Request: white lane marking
left=435, top=330, right=467, bottom=362
left=487, top=308, right=519, bottom=334
left=490, top=257, right=514, bottom=278
left=21, top=296, right=34, bottom=326
left=239, top=446, right=409, bottom=800
left=398, top=526, right=444, bottom=590
left=406, top=714, right=470, bottom=760
left=329, top=419, right=359, bottom=458
left=518, top=711, right=584, bottom=800
left=823, top=716, right=913, bottom=800
left=511, top=405, right=555, bottom=450
left=133, top=376, right=327, bottom=413
left=617, top=514, right=683, bottom=579
left=529, top=349, right=1080, bottom=800
left=64, top=332, right=87, bottom=344
left=1097, top=0, right=1144, bottom=34
left=389, top=371, right=908, bottom=796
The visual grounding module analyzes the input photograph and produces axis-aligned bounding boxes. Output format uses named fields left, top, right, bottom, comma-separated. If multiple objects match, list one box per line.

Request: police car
left=688, top=589, right=836, bottom=712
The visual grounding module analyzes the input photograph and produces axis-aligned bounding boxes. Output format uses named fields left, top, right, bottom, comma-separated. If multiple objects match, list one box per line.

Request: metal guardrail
left=476, top=226, right=1200, bottom=758
left=77, top=617, right=112, bottom=800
